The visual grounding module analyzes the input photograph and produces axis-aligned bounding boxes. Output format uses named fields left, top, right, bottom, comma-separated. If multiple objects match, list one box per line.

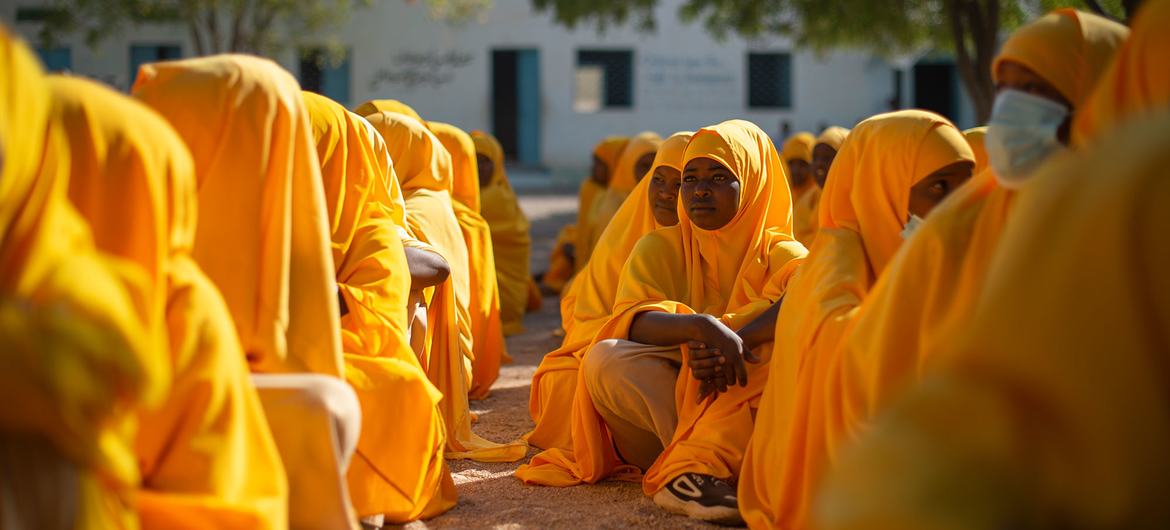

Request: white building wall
left=6, top=0, right=975, bottom=171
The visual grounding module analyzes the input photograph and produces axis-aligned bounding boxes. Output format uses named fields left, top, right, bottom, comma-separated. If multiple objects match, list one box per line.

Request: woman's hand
left=688, top=314, right=749, bottom=390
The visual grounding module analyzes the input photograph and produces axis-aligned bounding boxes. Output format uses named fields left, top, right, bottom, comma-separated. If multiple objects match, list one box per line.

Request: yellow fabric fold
left=518, top=121, right=806, bottom=490
left=962, top=126, right=989, bottom=174
left=583, top=132, right=661, bottom=264
left=365, top=111, right=527, bottom=463
left=794, top=127, right=849, bottom=247
left=739, top=110, right=974, bottom=530
left=524, top=131, right=692, bottom=453
left=572, top=136, right=630, bottom=273
left=354, top=99, right=423, bottom=122
left=0, top=28, right=165, bottom=529
left=303, top=92, right=454, bottom=522
left=134, top=54, right=344, bottom=378
left=472, top=130, right=533, bottom=336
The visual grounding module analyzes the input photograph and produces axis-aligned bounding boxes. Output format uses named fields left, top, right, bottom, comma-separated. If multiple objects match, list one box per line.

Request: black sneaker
left=652, top=472, right=744, bottom=525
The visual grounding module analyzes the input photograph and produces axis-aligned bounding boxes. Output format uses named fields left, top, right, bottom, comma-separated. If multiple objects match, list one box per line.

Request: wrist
left=685, top=314, right=712, bottom=342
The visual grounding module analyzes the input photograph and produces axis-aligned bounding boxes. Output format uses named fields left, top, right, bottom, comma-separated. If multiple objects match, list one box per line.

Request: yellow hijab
left=521, top=120, right=807, bottom=490
left=472, top=130, right=533, bottom=336
left=794, top=127, right=850, bottom=247
left=818, top=126, right=850, bottom=150
left=740, top=110, right=973, bottom=530
left=963, top=126, right=989, bottom=174
left=134, top=54, right=343, bottom=377
left=55, top=74, right=288, bottom=529
left=354, top=98, right=423, bottom=122
left=365, top=110, right=528, bottom=462
left=818, top=110, right=1170, bottom=530
left=0, top=29, right=164, bottom=528
left=1074, top=0, right=1170, bottom=145
left=781, top=132, right=816, bottom=162
left=572, top=136, right=630, bottom=272
left=523, top=131, right=692, bottom=454
left=429, top=121, right=483, bottom=212
left=585, top=132, right=663, bottom=257
left=303, top=92, right=453, bottom=521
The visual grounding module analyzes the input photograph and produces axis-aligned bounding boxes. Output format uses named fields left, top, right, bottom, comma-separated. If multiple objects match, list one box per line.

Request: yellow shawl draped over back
left=793, top=126, right=849, bottom=247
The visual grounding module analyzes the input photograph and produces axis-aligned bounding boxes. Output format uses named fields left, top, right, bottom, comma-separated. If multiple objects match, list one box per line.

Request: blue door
left=36, top=47, right=71, bottom=72
left=515, top=49, right=541, bottom=166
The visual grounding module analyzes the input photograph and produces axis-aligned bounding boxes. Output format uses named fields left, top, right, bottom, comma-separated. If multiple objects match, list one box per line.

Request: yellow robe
left=738, top=110, right=976, bottom=530
left=303, top=92, right=455, bottom=522
left=365, top=111, right=528, bottom=463
left=53, top=74, right=288, bottom=530
left=0, top=29, right=166, bottom=529
left=429, top=121, right=510, bottom=397
left=586, top=132, right=663, bottom=252
left=575, top=135, right=639, bottom=271
left=818, top=110, right=1170, bottom=530
left=523, top=131, right=692, bottom=453
left=472, top=131, right=535, bottom=336
left=794, top=127, right=850, bottom=247
left=519, top=121, right=806, bottom=490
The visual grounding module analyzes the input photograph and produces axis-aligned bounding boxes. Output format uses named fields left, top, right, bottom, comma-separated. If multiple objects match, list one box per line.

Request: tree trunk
left=946, top=0, right=997, bottom=124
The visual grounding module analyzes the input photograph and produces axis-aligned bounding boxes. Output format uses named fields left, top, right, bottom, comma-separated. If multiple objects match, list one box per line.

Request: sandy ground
left=405, top=188, right=723, bottom=529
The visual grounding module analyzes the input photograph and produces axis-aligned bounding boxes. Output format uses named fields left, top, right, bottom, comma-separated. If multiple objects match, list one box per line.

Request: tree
left=35, top=0, right=490, bottom=56
left=532, top=0, right=1135, bottom=123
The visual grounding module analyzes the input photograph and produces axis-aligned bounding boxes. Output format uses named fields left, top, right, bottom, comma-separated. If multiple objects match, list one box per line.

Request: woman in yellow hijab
left=781, top=132, right=816, bottom=202
left=53, top=74, right=288, bottom=529
left=522, top=121, right=807, bottom=525
left=302, top=92, right=455, bottom=523
left=739, top=110, right=975, bottom=530
left=354, top=98, right=423, bottom=122
left=520, top=131, right=692, bottom=455
left=365, top=111, right=528, bottom=463
left=794, top=126, right=849, bottom=246
left=584, top=131, right=663, bottom=253
left=820, top=7, right=1170, bottom=525
left=133, top=54, right=364, bottom=529
left=0, top=28, right=165, bottom=529
left=542, top=135, right=631, bottom=293
left=472, top=130, right=536, bottom=336
left=428, top=121, right=510, bottom=397
left=963, top=126, right=990, bottom=174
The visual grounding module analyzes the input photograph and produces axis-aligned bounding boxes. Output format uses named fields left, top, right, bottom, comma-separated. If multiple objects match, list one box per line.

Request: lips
left=689, top=202, right=716, bottom=213
left=654, top=201, right=675, bottom=211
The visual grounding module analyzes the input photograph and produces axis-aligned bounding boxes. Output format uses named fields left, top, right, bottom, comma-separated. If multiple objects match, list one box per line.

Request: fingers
left=744, top=346, right=761, bottom=364
left=688, top=355, right=725, bottom=370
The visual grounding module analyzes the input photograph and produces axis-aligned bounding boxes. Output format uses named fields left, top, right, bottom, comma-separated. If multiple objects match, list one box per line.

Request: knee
left=251, top=374, right=362, bottom=465
left=583, top=339, right=627, bottom=392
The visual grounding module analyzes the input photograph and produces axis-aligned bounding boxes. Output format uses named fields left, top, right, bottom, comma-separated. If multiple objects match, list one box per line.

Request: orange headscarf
left=740, top=110, right=973, bottom=530
left=365, top=110, right=528, bottom=462
left=55, top=74, right=288, bottom=529
left=963, top=126, right=989, bottom=174
left=354, top=99, right=422, bottom=122
left=583, top=132, right=664, bottom=256
left=302, top=92, right=453, bottom=521
left=781, top=132, right=816, bottom=162
left=0, top=28, right=164, bottom=528
left=428, top=121, right=483, bottom=212
left=523, top=131, right=692, bottom=454
left=794, top=127, right=850, bottom=247
left=472, top=130, right=533, bottom=336
left=134, top=54, right=343, bottom=377
left=818, top=126, right=850, bottom=150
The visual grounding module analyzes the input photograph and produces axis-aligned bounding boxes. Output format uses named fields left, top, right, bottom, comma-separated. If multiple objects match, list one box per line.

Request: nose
left=693, top=181, right=712, bottom=198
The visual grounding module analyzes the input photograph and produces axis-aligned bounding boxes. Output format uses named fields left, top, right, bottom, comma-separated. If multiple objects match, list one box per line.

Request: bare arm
left=631, top=311, right=751, bottom=389
left=404, top=247, right=451, bottom=290
left=736, top=297, right=784, bottom=351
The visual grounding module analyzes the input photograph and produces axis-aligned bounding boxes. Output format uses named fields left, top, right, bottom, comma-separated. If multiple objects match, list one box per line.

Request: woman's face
left=786, top=159, right=811, bottom=189
left=907, top=161, right=975, bottom=219
left=647, top=165, right=682, bottom=227
left=682, top=157, right=741, bottom=231
left=476, top=154, right=494, bottom=187
left=995, top=60, right=1072, bottom=144
left=812, top=143, right=837, bottom=189
left=591, top=155, right=609, bottom=186
left=633, top=151, right=657, bottom=183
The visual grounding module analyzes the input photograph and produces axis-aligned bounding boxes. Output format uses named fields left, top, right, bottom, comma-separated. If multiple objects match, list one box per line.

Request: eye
left=930, top=179, right=949, bottom=195
left=682, top=175, right=696, bottom=183
left=713, top=173, right=728, bottom=182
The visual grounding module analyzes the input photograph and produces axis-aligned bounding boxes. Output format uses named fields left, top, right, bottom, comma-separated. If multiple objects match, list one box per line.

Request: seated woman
left=133, top=54, right=363, bottom=529
left=519, top=131, right=693, bottom=455
left=0, top=29, right=166, bottom=529
left=364, top=111, right=528, bottom=463
left=739, top=109, right=977, bottom=530
left=303, top=92, right=455, bottom=524
left=53, top=74, right=288, bottom=529
left=794, top=126, right=849, bottom=247
left=583, top=131, right=663, bottom=252
left=781, top=131, right=816, bottom=208
left=472, top=131, right=538, bottom=336
left=523, top=121, right=808, bottom=526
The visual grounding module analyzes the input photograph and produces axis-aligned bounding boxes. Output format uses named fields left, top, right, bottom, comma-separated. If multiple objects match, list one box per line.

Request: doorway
left=491, top=49, right=541, bottom=166
left=913, top=61, right=959, bottom=123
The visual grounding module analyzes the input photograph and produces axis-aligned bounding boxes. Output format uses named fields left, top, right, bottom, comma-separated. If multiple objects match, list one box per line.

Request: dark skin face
left=633, top=151, right=657, bottom=183
left=647, top=165, right=682, bottom=227
left=590, top=155, right=609, bottom=186
left=907, top=161, right=976, bottom=219
left=682, top=157, right=741, bottom=231
left=476, top=154, right=493, bottom=188
left=811, top=143, right=837, bottom=189
left=995, top=60, right=1072, bottom=145
left=786, top=159, right=812, bottom=190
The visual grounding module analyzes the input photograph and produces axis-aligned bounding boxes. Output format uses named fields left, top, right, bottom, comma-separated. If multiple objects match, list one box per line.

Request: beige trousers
left=582, top=339, right=682, bottom=470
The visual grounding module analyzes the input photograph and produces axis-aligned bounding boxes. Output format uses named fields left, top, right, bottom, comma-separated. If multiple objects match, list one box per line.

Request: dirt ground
left=405, top=191, right=723, bottom=529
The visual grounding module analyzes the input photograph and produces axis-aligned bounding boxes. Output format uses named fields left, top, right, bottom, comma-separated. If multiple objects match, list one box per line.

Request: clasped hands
left=684, top=314, right=762, bottom=403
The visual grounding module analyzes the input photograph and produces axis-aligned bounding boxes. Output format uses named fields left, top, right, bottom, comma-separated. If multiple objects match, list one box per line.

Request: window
left=130, top=44, right=181, bottom=85
left=36, top=47, right=71, bottom=72
left=575, top=50, right=633, bottom=111
left=16, top=7, right=66, bottom=22
left=300, top=48, right=352, bottom=107
left=747, top=52, right=793, bottom=109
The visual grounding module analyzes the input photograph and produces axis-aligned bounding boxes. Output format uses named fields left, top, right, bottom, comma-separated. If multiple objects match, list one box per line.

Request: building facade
left=6, top=0, right=976, bottom=171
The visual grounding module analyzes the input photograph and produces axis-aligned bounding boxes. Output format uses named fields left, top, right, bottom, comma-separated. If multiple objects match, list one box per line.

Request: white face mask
left=985, top=89, right=1069, bottom=188
left=901, top=213, right=924, bottom=240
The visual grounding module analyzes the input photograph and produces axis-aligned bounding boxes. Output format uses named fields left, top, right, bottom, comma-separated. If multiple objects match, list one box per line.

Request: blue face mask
left=985, top=89, right=1069, bottom=188
left=901, top=213, right=924, bottom=240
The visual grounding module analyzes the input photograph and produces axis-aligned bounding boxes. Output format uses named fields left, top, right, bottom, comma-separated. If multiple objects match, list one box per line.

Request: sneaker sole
left=652, top=487, right=744, bottom=526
